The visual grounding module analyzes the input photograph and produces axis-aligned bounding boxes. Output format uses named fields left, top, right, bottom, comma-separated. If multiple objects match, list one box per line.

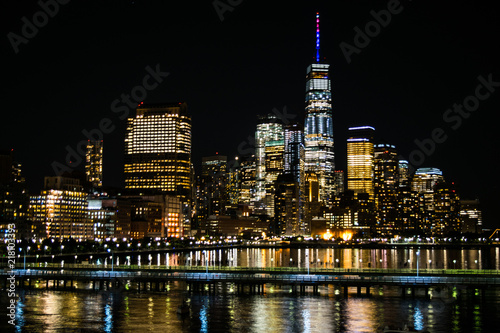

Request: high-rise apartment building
left=433, top=181, right=461, bottom=235
left=85, top=140, right=103, bottom=189
left=200, top=155, right=228, bottom=217
left=347, top=126, right=375, bottom=198
left=411, top=167, right=445, bottom=233
left=124, top=102, right=192, bottom=200
left=373, top=144, right=398, bottom=235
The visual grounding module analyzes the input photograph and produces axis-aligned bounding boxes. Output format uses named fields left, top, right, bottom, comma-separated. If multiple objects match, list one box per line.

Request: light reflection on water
left=3, top=286, right=500, bottom=333
left=95, top=247, right=500, bottom=271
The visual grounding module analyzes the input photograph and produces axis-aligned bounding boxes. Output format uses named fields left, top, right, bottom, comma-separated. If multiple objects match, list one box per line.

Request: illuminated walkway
left=3, top=267, right=500, bottom=296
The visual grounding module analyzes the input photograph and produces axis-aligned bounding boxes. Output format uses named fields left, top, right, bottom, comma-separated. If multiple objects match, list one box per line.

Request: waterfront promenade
left=3, top=263, right=500, bottom=297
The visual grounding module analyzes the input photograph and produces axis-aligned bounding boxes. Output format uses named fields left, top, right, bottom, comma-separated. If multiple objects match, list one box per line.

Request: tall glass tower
left=304, top=13, right=335, bottom=205
left=254, top=114, right=283, bottom=210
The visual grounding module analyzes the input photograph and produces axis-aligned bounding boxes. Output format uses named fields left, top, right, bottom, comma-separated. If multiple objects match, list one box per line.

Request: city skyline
left=1, top=1, right=499, bottom=227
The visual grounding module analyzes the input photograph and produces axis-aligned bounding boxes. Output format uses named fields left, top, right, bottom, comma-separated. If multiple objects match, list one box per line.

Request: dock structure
left=2, top=268, right=499, bottom=298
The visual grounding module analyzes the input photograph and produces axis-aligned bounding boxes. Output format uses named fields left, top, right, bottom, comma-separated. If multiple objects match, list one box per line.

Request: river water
left=2, top=246, right=500, bottom=332
left=2, top=285, right=500, bottom=332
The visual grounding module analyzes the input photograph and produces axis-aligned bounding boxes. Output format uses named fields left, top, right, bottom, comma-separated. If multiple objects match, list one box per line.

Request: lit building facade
left=433, top=181, right=461, bottom=235
left=396, top=186, right=421, bottom=233
left=237, top=155, right=256, bottom=207
left=398, top=159, right=410, bottom=188
left=124, top=102, right=192, bottom=200
left=85, top=140, right=103, bottom=189
left=284, top=123, right=304, bottom=183
left=130, top=199, right=163, bottom=239
left=30, top=176, right=89, bottom=240
left=411, top=167, right=444, bottom=213
left=374, top=144, right=398, bottom=235
left=411, top=168, right=444, bottom=194
left=304, top=62, right=335, bottom=205
left=304, top=13, right=335, bottom=206
left=88, top=198, right=116, bottom=239
left=333, top=170, right=345, bottom=195
left=0, top=150, right=29, bottom=240
left=255, top=114, right=283, bottom=212
left=274, top=174, right=300, bottom=236
left=460, top=199, right=482, bottom=234
left=411, top=168, right=445, bottom=234
left=201, top=155, right=228, bottom=217
left=264, top=139, right=284, bottom=217
left=347, top=126, right=375, bottom=198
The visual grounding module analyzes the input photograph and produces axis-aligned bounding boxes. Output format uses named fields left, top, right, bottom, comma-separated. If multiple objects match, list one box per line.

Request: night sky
left=1, top=1, right=499, bottom=228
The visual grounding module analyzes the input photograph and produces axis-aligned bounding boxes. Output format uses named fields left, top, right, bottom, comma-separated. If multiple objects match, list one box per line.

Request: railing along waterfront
left=2, top=262, right=500, bottom=276
left=5, top=269, right=500, bottom=287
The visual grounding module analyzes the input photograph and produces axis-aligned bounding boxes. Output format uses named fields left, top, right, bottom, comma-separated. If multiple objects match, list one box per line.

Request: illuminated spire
left=315, top=12, right=320, bottom=63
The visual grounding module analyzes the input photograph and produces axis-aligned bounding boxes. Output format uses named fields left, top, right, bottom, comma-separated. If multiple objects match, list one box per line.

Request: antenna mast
left=316, top=12, right=320, bottom=62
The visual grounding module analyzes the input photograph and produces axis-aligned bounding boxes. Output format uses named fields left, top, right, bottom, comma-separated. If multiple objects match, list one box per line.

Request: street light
left=305, top=248, right=309, bottom=275
left=19, top=248, right=26, bottom=270
left=107, top=249, right=113, bottom=271
left=453, top=259, right=456, bottom=270
left=203, top=250, right=208, bottom=274
left=416, top=250, right=420, bottom=277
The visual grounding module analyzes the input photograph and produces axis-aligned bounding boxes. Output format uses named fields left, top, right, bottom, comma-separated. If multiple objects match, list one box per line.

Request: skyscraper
left=460, top=199, right=482, bottom=234
left=398, top=160, right=410, bottom=188
left=433, top=181, right=461, bottom=236
left=201, top=155, right=228, bottom=217
left=347, top=126, right=375, bottom=198
left=255, top=114, right=283, bottom=213
left=411, top=167, right=445, bottom=233
left=304, top=13, right=335, bottom=206
left=374, top=143, right=398, bottom=235
left=284, top=123, right=304, bottom=183
left=85, top=140, right=103, bottom=189
left=124, top=102, right=192, bottom=200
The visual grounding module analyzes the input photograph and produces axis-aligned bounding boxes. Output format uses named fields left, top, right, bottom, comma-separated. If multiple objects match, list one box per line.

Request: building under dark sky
left=1, top=0, right=499, bottom=227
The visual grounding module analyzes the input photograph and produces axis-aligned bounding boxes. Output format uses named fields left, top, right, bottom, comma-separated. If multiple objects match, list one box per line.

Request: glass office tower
left=304, top=13, right=335, bottom=205
left=347, top=126, right=375, bottom=198
left=124, top=102, right=192, bottom=200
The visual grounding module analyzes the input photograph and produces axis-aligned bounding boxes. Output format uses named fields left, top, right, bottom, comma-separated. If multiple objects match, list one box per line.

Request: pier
left=2, top=266, right=499, bottom=298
